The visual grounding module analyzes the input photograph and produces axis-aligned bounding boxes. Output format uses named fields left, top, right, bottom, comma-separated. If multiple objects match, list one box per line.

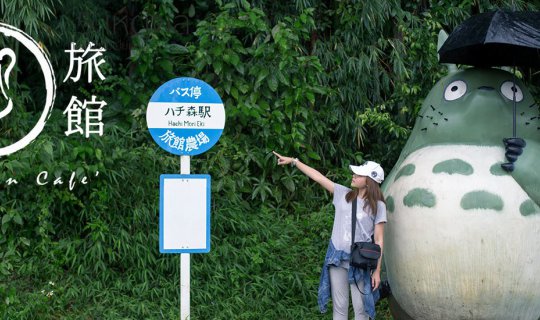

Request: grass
left=2, top=199, right=393, bottom=319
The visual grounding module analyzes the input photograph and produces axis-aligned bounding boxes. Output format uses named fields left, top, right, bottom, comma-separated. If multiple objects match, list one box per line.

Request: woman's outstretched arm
left=273, top=151, right=334, bottom=193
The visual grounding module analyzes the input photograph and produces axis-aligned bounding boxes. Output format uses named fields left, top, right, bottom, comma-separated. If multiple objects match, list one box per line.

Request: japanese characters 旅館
left=273, top=151, right=386, bottom=320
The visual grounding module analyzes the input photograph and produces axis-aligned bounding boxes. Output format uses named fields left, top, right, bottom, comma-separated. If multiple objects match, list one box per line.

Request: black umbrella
left=438, top=9, right=540, bottom=171
left=439, top=10, right=540, bottom=67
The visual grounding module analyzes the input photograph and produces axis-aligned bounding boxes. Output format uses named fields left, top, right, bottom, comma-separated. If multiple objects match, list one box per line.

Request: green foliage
left=193, top=4, right=327, bottom=157
left=357, top=106, right=410, bottom=162
left=312, top=0, right=411, bottom=166
left=115, top=0, right=191, bottom=131
left=0, top=0, right=58, bottom=38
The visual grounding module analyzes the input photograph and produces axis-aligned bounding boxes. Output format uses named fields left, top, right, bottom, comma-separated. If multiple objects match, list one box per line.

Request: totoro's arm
left=511, top=139, right=540, bottom=207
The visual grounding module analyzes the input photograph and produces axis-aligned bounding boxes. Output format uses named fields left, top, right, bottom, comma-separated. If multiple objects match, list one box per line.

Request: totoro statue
left=382, top=31, right=540, bottom=320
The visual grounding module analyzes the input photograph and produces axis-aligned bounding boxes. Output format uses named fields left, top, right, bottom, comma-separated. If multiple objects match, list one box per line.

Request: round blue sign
left=147, top=77, right=225, bottom=156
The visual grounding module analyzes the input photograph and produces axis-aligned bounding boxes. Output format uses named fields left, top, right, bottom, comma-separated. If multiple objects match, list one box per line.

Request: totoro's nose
left=478, top=86, right=494, bottom=91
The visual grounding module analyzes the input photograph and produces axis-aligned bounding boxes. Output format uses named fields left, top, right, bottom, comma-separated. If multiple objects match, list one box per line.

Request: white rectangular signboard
left=160, top=174, right=211, bottom=253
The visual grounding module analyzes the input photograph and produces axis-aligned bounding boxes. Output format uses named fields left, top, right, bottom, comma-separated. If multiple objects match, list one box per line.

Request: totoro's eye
left=444, top=80, right=467, bottom=101
left=500, top=81, right=523, bottom=102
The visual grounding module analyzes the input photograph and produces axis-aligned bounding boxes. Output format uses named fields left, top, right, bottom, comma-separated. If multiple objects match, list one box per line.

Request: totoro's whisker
left=530, top=116, right=537, bottom=120
left=529, top=103, right=538, bottom=108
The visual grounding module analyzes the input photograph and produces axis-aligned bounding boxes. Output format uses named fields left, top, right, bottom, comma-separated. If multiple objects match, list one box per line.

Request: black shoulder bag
left=350, top=199, right=381, bottom=271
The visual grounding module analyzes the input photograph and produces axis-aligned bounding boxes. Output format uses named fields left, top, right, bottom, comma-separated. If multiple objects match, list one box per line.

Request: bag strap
left=351, top=198, right=357, bottom=247
left=351, top=198, right=369, bottom=295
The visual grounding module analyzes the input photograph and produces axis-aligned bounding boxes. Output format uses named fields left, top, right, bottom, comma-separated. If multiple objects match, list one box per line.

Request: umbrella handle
left=512, top=66, right=517, bottom=138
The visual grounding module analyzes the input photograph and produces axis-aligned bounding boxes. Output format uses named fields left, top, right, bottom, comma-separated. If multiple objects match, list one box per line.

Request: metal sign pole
left=180, top=155, right=190, bottom=320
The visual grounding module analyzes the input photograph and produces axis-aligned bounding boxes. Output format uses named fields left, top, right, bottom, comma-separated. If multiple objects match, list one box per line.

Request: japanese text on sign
left=169, top=86, right=202, bottom=99
left=158, top=130, right=210, bottom=152
left=164, top=105, right=211, bottom=118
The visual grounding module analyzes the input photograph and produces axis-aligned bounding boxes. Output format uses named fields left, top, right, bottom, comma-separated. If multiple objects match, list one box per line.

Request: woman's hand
left=273, top=151, right=294, bottom=166
left=272, top=151, right=334, bottom=193
left=371, top=270, right=381, bottom=291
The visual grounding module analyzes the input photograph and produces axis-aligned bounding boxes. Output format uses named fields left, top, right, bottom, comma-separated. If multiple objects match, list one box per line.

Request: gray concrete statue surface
left=382, top=33, right=540, bottom=320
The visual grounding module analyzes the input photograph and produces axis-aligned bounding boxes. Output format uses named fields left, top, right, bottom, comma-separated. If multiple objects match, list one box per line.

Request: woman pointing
left=273, top=151, right=386, bottom=320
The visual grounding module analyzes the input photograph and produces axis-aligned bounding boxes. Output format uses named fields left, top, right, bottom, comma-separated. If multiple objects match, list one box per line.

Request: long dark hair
left=345, top=178, right=386, bottom=215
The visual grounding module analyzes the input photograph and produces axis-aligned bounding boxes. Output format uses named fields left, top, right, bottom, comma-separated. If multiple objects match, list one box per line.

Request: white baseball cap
left=350, top=161, right=384, bottom=184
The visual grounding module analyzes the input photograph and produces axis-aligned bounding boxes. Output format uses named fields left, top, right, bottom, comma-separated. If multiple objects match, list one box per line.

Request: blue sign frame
left=159, top=174, right=211, bottom=253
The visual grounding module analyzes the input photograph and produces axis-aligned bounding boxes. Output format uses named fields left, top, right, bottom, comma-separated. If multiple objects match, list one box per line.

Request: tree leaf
left=13, top=215, right=22, bottom=225
left=1, top=214, right=11, bottom=225
left=307, top=151, right=321, bottom=160
left=165, top=44, right=189, bottom=55
left=188, top=4, right=196, bottom=18
left=20, top=237, right=30, bottom=246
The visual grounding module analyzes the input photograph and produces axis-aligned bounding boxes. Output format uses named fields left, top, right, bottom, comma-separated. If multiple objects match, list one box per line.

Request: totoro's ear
left=437, top=30, right=458, bottom=74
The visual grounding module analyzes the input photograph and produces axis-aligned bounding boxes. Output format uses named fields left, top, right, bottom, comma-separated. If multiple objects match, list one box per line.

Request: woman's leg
left=350, top=276, right=370, bottom=320
left=329, top=266, right=350, bottom=320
